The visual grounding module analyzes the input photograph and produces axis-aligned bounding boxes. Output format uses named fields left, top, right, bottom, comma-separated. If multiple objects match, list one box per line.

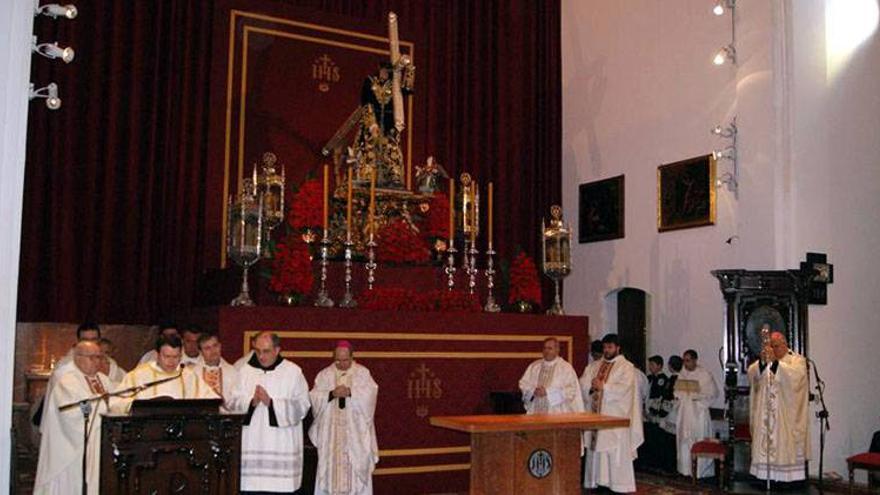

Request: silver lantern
left=227, top=178, right=263, bottom=306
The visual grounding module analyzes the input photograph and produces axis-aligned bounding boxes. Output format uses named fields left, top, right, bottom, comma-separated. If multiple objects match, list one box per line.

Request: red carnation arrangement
left=287, top=177, right=323, bottom=230
left=268, top=237, right=314, bottom=296
left=376, top=219, right=431, bottom=264
left=422, top=192, right=450, bottom=240
left=507, top=251, right=542, bottom=306
left=361, top=287, right=481, bottom=312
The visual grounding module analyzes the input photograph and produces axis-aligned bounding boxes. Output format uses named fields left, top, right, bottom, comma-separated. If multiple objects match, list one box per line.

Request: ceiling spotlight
left=35, top=3, right=77, bottom=19
left=29, top=82, right=62, bottom=110
left=32, top=38, right=75, bottom=63
left=713, top=45, right=736, bottom=65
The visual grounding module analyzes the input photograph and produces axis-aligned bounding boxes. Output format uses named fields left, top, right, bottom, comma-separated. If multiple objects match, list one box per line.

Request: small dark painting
left=578, top=175, right=624, bottom=243
left=657, top=155, right=716, bottom=232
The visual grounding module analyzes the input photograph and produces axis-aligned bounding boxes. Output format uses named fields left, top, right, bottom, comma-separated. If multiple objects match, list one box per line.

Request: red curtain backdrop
left=19, top=0, right=561, bottom=324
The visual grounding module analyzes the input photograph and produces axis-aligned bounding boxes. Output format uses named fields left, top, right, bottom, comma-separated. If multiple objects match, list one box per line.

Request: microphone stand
left=58, top=371, right=184, bottom=495
left=808, top=358, right=831, bottom=487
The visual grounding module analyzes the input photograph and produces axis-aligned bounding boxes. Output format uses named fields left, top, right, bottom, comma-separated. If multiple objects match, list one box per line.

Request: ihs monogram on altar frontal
left=312, top=54, right=340, bottom=93
left=407, top=363, right=443, bottom=418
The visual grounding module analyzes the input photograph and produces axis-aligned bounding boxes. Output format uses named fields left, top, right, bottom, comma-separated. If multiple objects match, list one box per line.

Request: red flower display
left=361, top=287, right=481, bottom=312
left=287, top=177, right=323, bottom=230
left=269, top=237, right=314, bottom=295
left=376, top=219, right=431, bottom=264
left=507, top=251, right=542, bottom=306
left=423, top=192, right=450, bottom=240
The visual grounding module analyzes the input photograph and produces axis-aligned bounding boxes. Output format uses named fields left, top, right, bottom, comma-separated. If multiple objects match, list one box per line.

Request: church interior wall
left=562, top=0, right=880, bottom=481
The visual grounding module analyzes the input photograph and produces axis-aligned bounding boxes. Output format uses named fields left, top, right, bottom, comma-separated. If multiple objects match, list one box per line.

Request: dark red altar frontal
left=196, top=306, right=588, bottom=495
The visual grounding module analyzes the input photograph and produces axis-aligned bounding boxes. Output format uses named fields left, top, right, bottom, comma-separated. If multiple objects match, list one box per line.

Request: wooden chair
left=847, top=452, right=880, bottom=493
left=691, top=439, right=726, bottom=488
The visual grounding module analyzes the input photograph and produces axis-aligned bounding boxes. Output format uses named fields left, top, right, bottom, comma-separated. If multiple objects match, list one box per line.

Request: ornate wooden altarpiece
left=711, top=268, right=813, bottom=481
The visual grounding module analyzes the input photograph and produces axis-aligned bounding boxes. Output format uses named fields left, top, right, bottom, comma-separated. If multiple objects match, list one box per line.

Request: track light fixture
left=712, top=146, right=736, bottom=161
left=711, top=117, right=738, bottom=195
left=711, top=121, right=737, bottom=139
left=32, top=37, right=75, bottom=63
left=716, top=172, right=738, bottom=191
left=713, top=45, right=736, bottom=66
left=34, top=3, right=77, bottom=19
left=29, top=82, right=62, bottom=110
left=713, top=0, right=735, bottom=16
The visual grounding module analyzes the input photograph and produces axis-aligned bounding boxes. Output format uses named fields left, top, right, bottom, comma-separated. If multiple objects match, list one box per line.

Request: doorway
left=604, top=287, right=647, bottom=371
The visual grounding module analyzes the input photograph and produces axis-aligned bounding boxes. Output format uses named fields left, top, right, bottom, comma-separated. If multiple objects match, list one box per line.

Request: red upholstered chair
left=691, top=439, right=726, bottom=487
left=847, top=452, right=880, bottom=493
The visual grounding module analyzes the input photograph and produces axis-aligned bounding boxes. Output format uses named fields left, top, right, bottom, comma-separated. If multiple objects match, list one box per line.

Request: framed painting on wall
left=657, top=154, right=716, bottom=232
left=578, top=175, right=625, bottom=243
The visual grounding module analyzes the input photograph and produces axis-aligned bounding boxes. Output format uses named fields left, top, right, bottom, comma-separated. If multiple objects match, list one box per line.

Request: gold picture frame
left=657, top=154, right=716, bottom=232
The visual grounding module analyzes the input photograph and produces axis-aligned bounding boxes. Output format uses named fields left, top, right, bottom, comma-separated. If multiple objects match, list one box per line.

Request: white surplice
left=230, top=357, right=311, bottom=493
left=192, top=358, right=238, bottom=413
left=234, top=350, right=255, bottom=370
left=34, top=368, right=111, bottom=495
left=519, top=357, right=586, bottom=414
left=108, top=361, right=218, bottom=414
left=581, top=354, right=644, bottom=493
left=675, top=365, right=719, bottom=477
left=748, top=351, right=811, bottom=481
left=309, top=362, right=379, bottom=495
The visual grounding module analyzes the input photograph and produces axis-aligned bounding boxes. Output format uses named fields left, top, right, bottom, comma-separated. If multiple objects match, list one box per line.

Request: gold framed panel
left=221, top=10, right=416, bottom=266
left=657, top=154, right=717, bottom=232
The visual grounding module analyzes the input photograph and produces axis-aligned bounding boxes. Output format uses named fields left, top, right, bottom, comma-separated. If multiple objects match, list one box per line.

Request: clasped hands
left=332, top=385, right=352, bottom=399
left=251, top=385, right=272, bottom=406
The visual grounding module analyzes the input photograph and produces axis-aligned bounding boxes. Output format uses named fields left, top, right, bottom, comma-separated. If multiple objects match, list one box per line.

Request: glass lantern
left=227, top=178, right=263, bottom=306
left=542, top=205, right=572, bottom=315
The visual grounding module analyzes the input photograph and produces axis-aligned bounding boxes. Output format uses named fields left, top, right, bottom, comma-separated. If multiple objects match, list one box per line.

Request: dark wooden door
left=617, top=288, right=646, bottom=371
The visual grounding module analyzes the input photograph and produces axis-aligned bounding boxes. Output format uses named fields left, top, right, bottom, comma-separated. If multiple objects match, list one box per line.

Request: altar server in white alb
left=230, top=331, right=311, bottom=494
left=675, top=349, right=719, bottom=478
left=34, top=341, right=111, bottom=495
left=309, top=340, right=379, bottom=495
left=110, top=335, right=218, bottom=414
left=581, top=334, right=644, bottom=494
left=519, top=337, right=585, bottom=414
left=192, top=333, right=238, bottom=412
left=748, top=330, right=810, bottom=482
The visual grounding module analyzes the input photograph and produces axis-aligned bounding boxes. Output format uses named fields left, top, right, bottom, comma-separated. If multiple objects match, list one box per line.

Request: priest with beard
left=309, top=341, right=379, bottom=495
left=748, top=330, right=810, bottom=484
left=519, top=337, right=585, bottom=414
left=581, top=334, right=643, bottom=494
left=230, top=331, right=311, bottom=494
left=34, top=341, right=111, bottom=495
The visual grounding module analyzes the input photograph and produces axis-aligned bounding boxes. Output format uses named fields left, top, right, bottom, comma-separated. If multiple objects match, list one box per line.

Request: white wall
left=0, top=0, right=35, bottom=490
left=562, top=0, right=880, bottom=481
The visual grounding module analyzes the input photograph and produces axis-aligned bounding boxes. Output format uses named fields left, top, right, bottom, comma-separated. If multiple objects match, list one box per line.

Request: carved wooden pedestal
left=100, top=410, right=244, bottom=494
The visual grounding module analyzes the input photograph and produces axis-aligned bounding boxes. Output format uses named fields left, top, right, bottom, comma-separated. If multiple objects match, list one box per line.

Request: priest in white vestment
left=309, top=341, right=379, bottom=495
left=579, top=340, right=606, bottom=411
left=675, top=349, right=719, bottom=478
left=192, top=333, right=238, bottom=412
left=34, top=341, right=111, bottom=495
left=748, top=331, right=810, bottom=482
left=581, top=334, right=643, bottom=494
left=98, top=338, right=127, bottom=385
left=519, top=337, right=585, bottom=414
left=110, top=335, right=217, bottom=414
left=230, top=331, right=311, bottom=494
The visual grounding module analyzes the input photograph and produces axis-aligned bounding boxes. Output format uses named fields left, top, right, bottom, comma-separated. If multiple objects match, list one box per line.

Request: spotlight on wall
left=712, top=146, right=736, bottom=161
left=713, top=45, right=737, bottom=65
left=716, top=172, right=738, bottom=191
left=713, top=0, right=735, bottom=16
left=29, top=82, right=62, bottom=110
left=32, top=37, right=75, bottom=63
left=34, top=3, right=77, bottom=19
left=711, top=121, right=737, bottom=139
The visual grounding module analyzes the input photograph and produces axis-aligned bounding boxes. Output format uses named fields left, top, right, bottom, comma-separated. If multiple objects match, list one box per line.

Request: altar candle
left=448, top=179, right=455, bottom=242
left=322, top=164, right=329, bottom=231
left=488, top=182, right=493, bottom=248
left=369, top=166, right=377, bottom=234
left=346, top=167, right=353, bottom=236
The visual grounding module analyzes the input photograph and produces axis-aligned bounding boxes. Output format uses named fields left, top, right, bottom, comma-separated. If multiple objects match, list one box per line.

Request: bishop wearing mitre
left=309, top=341, right=379, bottom=495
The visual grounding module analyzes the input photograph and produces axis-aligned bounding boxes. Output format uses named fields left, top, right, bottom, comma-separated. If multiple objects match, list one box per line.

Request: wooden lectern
left=100, top=399, right=245, bottom=494
left=431, top=412, right=629, bottom=495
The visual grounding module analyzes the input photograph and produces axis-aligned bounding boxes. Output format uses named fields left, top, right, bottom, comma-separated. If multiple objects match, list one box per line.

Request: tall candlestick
left=470, top=182, right=477, bottom=243
left=488, top=182, right=493, bottom=247
left=448, top=179, right=455, bottom=242
left=322, top=164, right=329, bottom=231
left=346, top=166, right=353, bottom=236
left=369, top=166, right=377, bottom=235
